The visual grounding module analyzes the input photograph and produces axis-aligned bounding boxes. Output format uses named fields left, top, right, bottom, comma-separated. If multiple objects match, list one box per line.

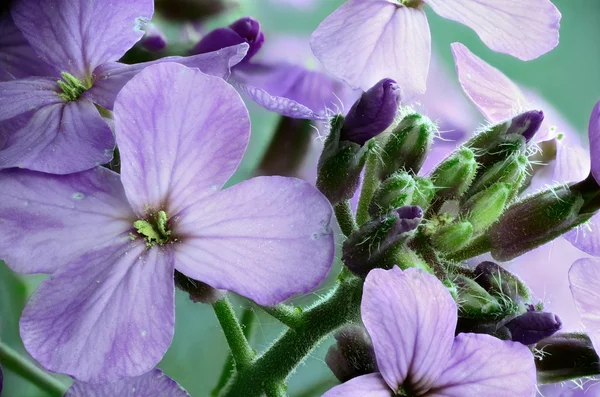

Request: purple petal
left=428, top=0, right=561, bottom=61
left=0, top=101, right=115, bottom=174
left=21, top=241, right=175, bottom=383
left=65, top=368, right=190, bottom=397
left=83, top=44, right=248, bottom=110
left=322, top=373, right=392, bottom=397
left=0, top=168, right=133, bottom=274
left=451, top=42, right=527, bottom=123
left=173, top=176, right=334, bottom=306
left=11, top=0, right=153, bottom=77
left=113, top=62, right=249, bottom=216
left=564, top=213, right=600, bottom=258
left=0, top=77, right=61, bottom=121
left=589, top=101, right=600, bottom=186
left=362, top=267, right=457, bottom=394
left=0, top=13, right=55, bottom=80
left=428, top=333, right=536, bottom=396
left=310, top=0, right=431, bottom=96
left=569, top=258, right=600, bottom=353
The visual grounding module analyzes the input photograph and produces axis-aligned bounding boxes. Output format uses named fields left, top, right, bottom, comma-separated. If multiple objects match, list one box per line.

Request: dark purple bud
left=342, top=206, right=422, bottom=277
left=507, top=110, right=544, bottom=142
left=474, top=261, right=532, bottom=303
left=340, top=79, right=401, bottom=145
left=535, top=333, right=600, bottom=383
left=192, top=17, right=264, bottom=62
left=325, top=325, right=378, bottom=383
left=174, top=271, right=226, bottom=304
left=140, top=23, right=167, bottom=52
left=505, top=311, right=562, bottom=345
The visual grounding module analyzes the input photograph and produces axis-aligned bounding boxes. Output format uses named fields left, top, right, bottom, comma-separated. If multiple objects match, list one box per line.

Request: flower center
left=400, top=0, right=424, bottom=7
left=57, top=72, right=89, bottom=101
left=133, top=210, right=172, bottom=247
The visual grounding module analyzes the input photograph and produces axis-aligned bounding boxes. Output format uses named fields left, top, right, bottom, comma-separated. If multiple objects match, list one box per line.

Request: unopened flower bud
left=317, top=116, right=366, bottom=204
left=474, top=261, right=532, bottom=304
left=412, top=177, right=435, bottom=211
left=379, top=112, right=435, bottom=176
left=431, top=221, right=473, bottom=254
left=193, top=17, right=264, bottom=62
left=140, top=23, right=167, bottom=52
left=461, top=182, right=510, bottom=235
left=507, top=110, right=544, bottom=142
left=535, top=333, right=600, bottom=383
left=174, top=271, right=226, bottom=304
left=369, top=171, right=415, bottom=216
left=430, top=147, right=478, bottom=199
left=467, top=153, right=530, bottom=202
left=455, top=317, right=511, bottom=340
left=343, top=206, right=423, bottom=277
left=325, top=325, right=378, bottom=383
left=454, top=275, right=503, bottom=318
left=340, top=79, right=401, bottom=145
left=504, top=311, right=562, bottom=345
left=489, top=186, right=587, bottom=261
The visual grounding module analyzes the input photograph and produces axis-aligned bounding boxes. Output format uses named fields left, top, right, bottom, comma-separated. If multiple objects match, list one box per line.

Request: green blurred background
left=1, top=0, right=599, bottom=395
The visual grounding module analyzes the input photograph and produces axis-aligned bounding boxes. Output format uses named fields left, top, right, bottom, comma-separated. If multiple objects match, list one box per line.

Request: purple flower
left=139, top=23, right=168, bottom=52
left=0, top=63, right=334, bottom=382
left=310, top=0, right=561, bottom=97
left=569, top=258, right=600, bottom=354
left=323, top=267, right=536, bottom=396
left=193, top=17, right=264, bottom=63
left=0, top=0, right=248, bottom=174
left=65, top=368, right=189, bottom=397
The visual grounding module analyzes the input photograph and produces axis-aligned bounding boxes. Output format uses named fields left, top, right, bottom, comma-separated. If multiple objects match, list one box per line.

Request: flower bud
left=342, top=206, right=423, bottom=277
left=412, top=177, right=435, bottom=211
left=317, top=116, right=366, bottom=204
left=431, top=221, right=473, bottom=254
left=455, top=317, right=512, bottom=340
left=192, top=17, right=264, bottom=62
left=454, top=275, right=504, bottom=318
left=535, top=333, right=600, bottom=383
left=474, top=261, right=532, bottom=304
left=461, top=182, right=510, bottom=235
left=379, top=112, right=435, bottom=176
left=430, top=147, right=478, bottom=199
left=340, top=79, right=401, bottom=145
left=140, top=23, right=167, bottom=52
left=369, top=171, right=415, bottom=217
left=390, top=248, right=433, bottom=273
left=489, top=186, right=587, bottom=261
left=467, top=153, right=530, bottom=201
left=504, top=311, right=562, bottom=345
left=325, top=325, right=378, bottom=383
left=507, top=110, right=544, bottom=142
left=174, top=271, right=226, bottom=304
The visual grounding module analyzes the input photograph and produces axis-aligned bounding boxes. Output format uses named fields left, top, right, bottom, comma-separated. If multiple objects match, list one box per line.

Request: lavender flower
left=0, top=63, right=334, bottom=382
left=323, top=267, right=536, bottom=396
left=570, top=258, right=600, bottom=354
left=65, top=368, right=189, bottom=396
left=310, top=0, right=561, bottom=97
left=0, top=0, right=248, bottom=174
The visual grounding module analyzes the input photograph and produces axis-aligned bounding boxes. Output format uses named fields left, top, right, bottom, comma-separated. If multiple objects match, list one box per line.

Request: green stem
left=334, top=200, right=358, bottom=237
left=223, top=276, right=363, bottom=397
left=445, top=234, right=492, bottom=263
left=356, top=148, right=380, bottom=226
left=213, top=298, right=255, bottom=371
left=212, top=306, right=257, bottom=397
left=265, top=382, right=288, bottom=397
left=0, top=342, right=67, bottom=397
left=261, top=304, right=304, bottom=329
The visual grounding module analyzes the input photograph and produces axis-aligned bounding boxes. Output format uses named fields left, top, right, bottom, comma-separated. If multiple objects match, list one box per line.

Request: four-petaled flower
left=323, top=267, right=536, bottom=397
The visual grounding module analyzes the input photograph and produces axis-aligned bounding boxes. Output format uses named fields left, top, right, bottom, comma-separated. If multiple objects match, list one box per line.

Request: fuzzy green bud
left=369, top=171, right=415, bottom=216
left=431, top=221, right=473, bottom=255
left=461, top=182, right=510, bottom=235
left=379, top=112, right=435, bottom=177
left=389, top=247, right=433, bottom=273
left=412, top=177, right=435, bottom=211
left=468, top=153, right=530, bottom=202
left=430, top=147, right=478, bottom=199
left=454, top=275, right=503, bottom=318
left=474, top=261, right=532, bottom=304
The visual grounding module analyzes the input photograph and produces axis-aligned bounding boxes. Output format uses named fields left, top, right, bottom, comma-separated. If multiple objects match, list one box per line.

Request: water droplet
left=141, top=330, right=147, bottom=337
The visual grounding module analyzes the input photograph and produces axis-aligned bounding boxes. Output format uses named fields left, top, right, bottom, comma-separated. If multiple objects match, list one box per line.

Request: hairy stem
left=334, top=200, right=358, bottom=237
left=223, top=276, right=363, bottom=397
left=265, top=382, right=288, bottom=397
left=356, top=148, right=380, bottom=226
left=0, top=342, right=67, bottom=397
left=261, top=304, right=304, bottom=329
left=213, top=298, right=255, bottom=371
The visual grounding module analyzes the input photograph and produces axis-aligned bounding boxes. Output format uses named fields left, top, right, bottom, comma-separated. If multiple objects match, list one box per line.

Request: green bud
left=379, top=112, right=435, bottom=177
left=467, top=154, right=530, bottom=202
left=474, top=261, right=532, bottom=305
left=369, top=171, right=415, bottom=216
left=461, top=182, right=510, bottom=235
left=431, top=221, right=473, bottom=254
left=454, top=275, right=504, bottom=318
left=388, top=247, right=433, bottom=273
left=430, top=147, right=478, bottom=199
left=317, top=115, right=366, bottom=204
left=412, top=177, right=435, bottom=211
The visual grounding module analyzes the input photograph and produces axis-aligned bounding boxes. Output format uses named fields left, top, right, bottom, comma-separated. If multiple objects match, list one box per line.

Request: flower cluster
left=0, top=0, right=599, bottom=396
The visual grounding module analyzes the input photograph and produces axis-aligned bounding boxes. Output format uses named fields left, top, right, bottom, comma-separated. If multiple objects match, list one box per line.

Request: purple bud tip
left=141, top=24, right=168, bottom=52
left=192, top=17, right=265, bottom=62
left=392, top=205, right=423, bottom=236
left=341, top=78, right=402, bottom=145
left=505, top=311, right=562, bottom=345
left=508, top=110, right=544, bottom=142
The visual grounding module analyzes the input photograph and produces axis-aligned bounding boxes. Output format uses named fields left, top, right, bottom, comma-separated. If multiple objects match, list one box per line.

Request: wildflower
left=323, top=267, right=536, bottom=396
left=65, top=368, right=189, bottom=397
left=310, top=0, right=560, bottom=97
left=0, top=63, right=334, bottom=382
left=0, top=0, right=248, bottom=174
left=569, top=258, right=600, bottom=354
